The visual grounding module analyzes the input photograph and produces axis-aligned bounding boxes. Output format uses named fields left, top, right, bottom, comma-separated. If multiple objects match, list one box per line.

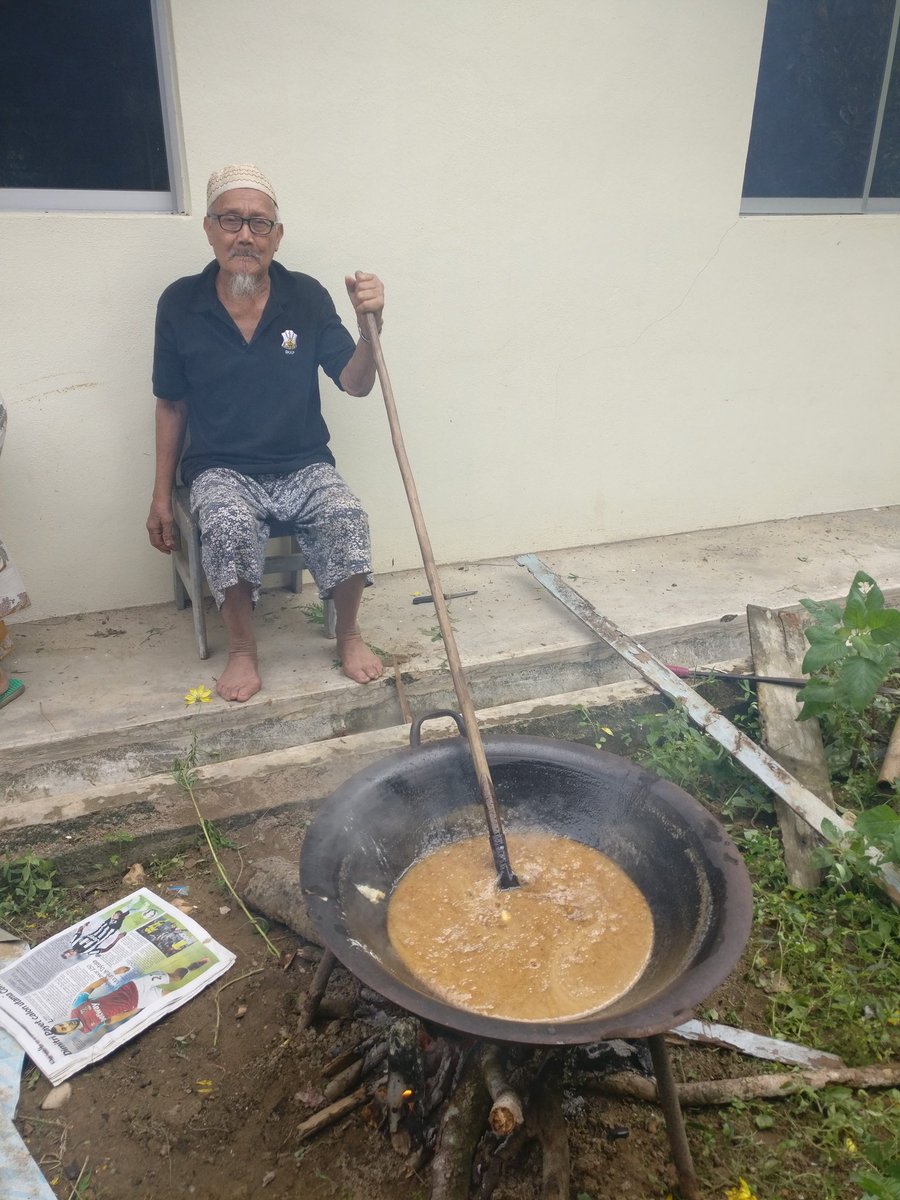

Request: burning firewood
left=324, top=1040, right=389, bottom=1103
left=387, top=1016, right=426, bottom=1156
left=479, top=1045, right=524, bottom=1135
left=430, top=1048, right=492, bottom=1200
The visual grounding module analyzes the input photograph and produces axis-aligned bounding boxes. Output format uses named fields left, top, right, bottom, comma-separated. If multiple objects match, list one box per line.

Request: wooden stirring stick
left=362, top=312, right=518, bottom=889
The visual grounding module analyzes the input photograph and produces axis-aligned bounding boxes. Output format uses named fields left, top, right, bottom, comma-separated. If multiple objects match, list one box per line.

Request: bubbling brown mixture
left=387, top=831, right=653, bottom=1022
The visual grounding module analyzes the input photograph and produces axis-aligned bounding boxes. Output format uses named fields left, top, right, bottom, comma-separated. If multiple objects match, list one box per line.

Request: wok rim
left=300, top=733, right=754, bottom=1045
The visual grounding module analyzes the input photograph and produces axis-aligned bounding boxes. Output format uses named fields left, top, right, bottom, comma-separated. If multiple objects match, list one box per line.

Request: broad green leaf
left=796, top=678, right=836, bottom=720
left=835, top=655, right=886, bottom=712
left=799, top=597, right=843, bottom=628
left=801, top=632, right=847, bottom=673
left=854, top=805, right=900, bottom=843
left=868, top=608, right=900, bottom=642
left=844, top=571, right=884, bottom=628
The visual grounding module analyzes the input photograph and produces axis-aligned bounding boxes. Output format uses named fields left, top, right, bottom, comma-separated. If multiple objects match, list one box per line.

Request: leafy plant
left=741, top=827, right=899, bottom=1063
left=812, top=805, right=900, bottom=881
left=632, top=703, right=772, bottom=822
left=797, top=572, right=900, bottom=720
left=172, top=734, right=278, bottom=957
left=0, top=853, right=66, bottom=927
left=575, top=704, right=613, bottom=748
left=300, top=602, right=325, bottom=626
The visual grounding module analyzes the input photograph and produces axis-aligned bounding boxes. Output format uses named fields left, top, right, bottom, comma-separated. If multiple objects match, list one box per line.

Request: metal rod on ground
left=669, top=663, right=900, bottom=699
left=366, top=313, right=518, bottom=889
left=516, top=553, right=900, bottom=908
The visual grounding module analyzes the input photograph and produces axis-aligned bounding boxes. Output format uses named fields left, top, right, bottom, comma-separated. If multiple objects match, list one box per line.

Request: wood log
left=878, top=713, right=900, bottom=790
left=296, top=1085, right=369, bottom=1142
left=480, top=1045, right=525, bottom=1135
left=747, top=604, right=836, bottom=889
left=324, top=1041, right=389, bottom=1102
left=430, top=1050, right=492, bottom=1200
left=322, top=1031, right=385, bottom=1079
left=296, top=949, right=336, bottom=1031
left=526, top=1055, right=569, bottom=1200
left=587, top=1063, right=900, bottom=1106
left=239, top=855, right=325, bottom=947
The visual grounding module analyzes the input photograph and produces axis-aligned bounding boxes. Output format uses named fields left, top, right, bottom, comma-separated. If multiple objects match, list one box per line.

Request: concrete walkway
left=2, top=505, right=899, bottom=830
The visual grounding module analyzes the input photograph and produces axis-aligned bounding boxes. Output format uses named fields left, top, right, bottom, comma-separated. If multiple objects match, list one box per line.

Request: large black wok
left=300, top=713, right=753, bottom=1045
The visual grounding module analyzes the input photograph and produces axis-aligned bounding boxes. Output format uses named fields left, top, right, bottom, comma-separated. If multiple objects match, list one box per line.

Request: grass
left=578, top=687, right=900, bottom=1199
left=0, top=852, right=70, bottom=936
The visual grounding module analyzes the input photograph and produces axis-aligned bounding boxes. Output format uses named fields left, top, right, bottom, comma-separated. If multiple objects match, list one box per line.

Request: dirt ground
left=9, top=819, right=771, bottom=1200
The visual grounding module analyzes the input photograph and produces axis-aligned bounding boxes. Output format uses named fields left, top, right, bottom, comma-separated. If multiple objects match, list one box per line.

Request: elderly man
left=146, top=164, right=384, bottom=701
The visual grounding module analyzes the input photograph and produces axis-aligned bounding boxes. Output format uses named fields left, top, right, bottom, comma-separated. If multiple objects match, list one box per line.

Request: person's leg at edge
left=191, top=468, right=269, bottom=703
left=333, top=572, right=384, bottom=684
left=217, top=579, right=262, bottom=701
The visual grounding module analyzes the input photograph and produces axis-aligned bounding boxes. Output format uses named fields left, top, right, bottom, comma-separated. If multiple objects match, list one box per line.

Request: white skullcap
left=206, top=163, right=277, bottom=209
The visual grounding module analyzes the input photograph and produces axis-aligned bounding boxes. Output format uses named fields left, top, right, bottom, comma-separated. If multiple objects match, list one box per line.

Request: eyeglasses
left=207, top=212, right=277, bottom=235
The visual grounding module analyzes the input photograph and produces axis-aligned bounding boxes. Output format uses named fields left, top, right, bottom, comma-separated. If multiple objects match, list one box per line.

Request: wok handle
left=409, top=709, right=468, bottom=748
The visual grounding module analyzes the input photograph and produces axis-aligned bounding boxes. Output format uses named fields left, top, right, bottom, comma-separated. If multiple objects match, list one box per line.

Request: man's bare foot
left=338, top=632, right=384, bottom=684
left=216, top=651, right=262, bottom=702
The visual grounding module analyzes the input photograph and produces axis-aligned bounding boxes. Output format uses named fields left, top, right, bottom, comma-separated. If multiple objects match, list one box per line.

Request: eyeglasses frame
left=206, top=212, right=278, bottom=236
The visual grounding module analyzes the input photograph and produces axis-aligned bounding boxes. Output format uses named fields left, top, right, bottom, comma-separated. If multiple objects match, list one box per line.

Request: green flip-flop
left=0, top=677, right=25, bottom=709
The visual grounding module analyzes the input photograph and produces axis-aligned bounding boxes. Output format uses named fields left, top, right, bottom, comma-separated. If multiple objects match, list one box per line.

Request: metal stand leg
left=647, top=1034, right=701, bottom=1200
left=297, top=950, right=337, bottom=1031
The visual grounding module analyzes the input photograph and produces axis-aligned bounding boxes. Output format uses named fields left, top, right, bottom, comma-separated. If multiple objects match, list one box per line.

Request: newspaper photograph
left=0, top=888, right=235, bottom=1084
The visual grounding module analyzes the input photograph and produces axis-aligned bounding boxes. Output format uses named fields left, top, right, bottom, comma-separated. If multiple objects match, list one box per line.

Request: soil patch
left=11, top=817, right=771, bottom=1200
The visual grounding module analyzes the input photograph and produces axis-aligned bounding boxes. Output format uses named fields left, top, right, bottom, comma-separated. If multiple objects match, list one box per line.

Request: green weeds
left=0, top=853, right=68, bottom=933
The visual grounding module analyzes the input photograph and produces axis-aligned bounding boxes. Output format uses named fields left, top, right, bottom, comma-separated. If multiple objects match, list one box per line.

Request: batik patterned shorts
left=189, top=464, right=373, bottom=608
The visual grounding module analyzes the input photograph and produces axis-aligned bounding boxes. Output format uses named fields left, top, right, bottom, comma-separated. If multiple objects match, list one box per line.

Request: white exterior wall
left=2, top=1, right=897, bottom=622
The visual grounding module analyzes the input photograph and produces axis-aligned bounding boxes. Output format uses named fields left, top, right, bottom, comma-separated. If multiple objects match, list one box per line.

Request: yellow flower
left=724, top=1181, right=759, bottom=1200
left=184, top=685, right=213, bottom=706
left=844, top=1137, right=858, bottom=1154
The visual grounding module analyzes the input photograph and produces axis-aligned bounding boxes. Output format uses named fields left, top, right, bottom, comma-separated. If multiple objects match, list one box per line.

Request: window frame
left=741, top=0, right=900, bottom=215
left=0, top=0, right=185, bottom=215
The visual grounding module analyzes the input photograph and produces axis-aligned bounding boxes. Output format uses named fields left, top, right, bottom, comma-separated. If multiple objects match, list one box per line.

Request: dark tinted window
left=0, top=0, right=170, bottom=191
left=743, top=0, right=897, bottom=200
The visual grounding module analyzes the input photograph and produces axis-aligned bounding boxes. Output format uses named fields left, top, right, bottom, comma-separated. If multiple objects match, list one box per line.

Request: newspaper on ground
left=0, top=889, right=235, bottom=1085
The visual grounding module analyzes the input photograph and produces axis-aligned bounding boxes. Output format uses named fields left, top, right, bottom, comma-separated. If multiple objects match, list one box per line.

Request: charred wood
left=430, top=1050, right=492, bottom=1200
left=526, top=1054, right=569, bottom=1200
left=296, top=949, right=337, bottom=1031
left=480, top=1044, right=525, bottom=1135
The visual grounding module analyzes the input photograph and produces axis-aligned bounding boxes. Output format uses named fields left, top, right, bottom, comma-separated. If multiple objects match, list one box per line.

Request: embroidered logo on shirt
left=281, top=329, right=298, bottom=354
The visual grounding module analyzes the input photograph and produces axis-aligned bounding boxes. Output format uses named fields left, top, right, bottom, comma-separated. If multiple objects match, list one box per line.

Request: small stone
left=41, top=1083, right=73, bottom=1111
left=122, top=863, right=147, bottom=887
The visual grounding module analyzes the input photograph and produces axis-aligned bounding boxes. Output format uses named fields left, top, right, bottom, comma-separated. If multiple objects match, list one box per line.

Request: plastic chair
left=170, top=486, right=337, bottom=660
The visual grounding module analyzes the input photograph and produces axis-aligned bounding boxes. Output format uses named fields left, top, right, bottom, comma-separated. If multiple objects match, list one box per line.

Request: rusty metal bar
left=516, top=554, right=900, bottom=907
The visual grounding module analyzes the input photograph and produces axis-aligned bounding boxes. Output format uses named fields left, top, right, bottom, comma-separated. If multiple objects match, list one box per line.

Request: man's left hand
left=345, top=270, right=384, bottom=334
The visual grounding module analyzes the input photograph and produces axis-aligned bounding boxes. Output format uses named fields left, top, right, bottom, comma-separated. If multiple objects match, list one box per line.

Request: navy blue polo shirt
left=152, top=260, right=357, bottom=487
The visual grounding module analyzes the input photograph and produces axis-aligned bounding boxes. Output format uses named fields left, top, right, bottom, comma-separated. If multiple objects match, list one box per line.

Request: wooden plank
left=515, top=555, right=900, bottom=907
left=669, top=1019, right=844, bottom=1070
left=747, top=605, right=836, bottom=889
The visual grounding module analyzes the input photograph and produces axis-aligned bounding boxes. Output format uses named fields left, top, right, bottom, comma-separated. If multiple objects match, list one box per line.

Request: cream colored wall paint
left=3, top=1, right=898, bottom=622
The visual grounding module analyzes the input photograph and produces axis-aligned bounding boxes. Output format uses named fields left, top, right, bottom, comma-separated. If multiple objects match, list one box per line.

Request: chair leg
left=324, top=597, right=337, bottom=640
left=187, top=523, right=210, bottom=661
left=289, top=536, right=303, bottom=594
left=173, top=558, right=189, bottom=611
